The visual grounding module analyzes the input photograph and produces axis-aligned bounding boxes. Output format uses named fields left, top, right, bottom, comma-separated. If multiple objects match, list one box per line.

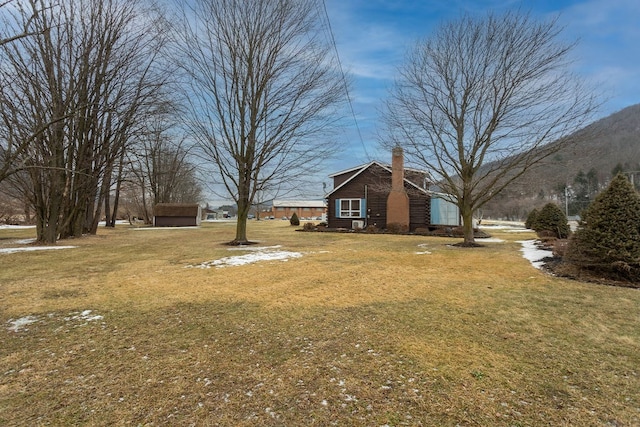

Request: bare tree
left=171, top=0, right=345, bottom=244
left=0, top=0, right=51, bottom=185
left=385, top=11, right=600, bottom=245
left=0, top=0, right=42, bottom=47
left=0, top=0, right=169, bottom=243
left=127, top=115, right=203, bottom=223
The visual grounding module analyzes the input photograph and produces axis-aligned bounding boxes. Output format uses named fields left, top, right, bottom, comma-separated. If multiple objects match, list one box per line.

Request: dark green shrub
left=289, top=212, right=300, bottom=226
left=303, top=222, right=315, bottom=231
left=534, top=203, right=570, bottom=238
left=525, top=208, right=538, bottom=230
left=564, top=174, right=640, bottom=282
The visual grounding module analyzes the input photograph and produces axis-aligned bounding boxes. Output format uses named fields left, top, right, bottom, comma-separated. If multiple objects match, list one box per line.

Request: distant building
left=261, top=200, right=326, bottom=220
left=153, top=203, right=202, bottom=227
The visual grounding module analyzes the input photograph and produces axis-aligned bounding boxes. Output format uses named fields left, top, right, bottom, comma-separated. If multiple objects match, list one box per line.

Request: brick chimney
left=386, top=147, right=410, bottom=228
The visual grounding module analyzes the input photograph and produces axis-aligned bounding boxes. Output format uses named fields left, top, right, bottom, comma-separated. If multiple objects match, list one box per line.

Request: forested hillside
left=482, top=104, right=640, bottom=220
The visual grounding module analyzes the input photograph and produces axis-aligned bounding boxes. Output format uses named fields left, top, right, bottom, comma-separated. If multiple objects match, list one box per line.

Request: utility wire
left=319, top=0, right=370, bottom=160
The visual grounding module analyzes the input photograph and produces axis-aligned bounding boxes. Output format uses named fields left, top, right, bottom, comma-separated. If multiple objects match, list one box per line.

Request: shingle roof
left=154, top=203, right=201, bottom=217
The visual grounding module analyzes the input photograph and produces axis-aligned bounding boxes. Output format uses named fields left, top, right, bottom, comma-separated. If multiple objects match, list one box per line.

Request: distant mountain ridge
left=482, top=103, right=640, bottom=219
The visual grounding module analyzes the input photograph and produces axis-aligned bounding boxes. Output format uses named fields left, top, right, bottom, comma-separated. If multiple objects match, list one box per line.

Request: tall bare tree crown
left=385, top=10, right=600, bottom=245
left=171, top=0, right=346, bottom=244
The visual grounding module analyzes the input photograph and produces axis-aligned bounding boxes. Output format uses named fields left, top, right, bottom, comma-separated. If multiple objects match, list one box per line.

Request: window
left=339, top=199, right=361, bottom=217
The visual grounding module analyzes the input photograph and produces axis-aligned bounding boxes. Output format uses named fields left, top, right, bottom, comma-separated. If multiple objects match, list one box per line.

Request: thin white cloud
left=556, top=0, right=640, bottom=112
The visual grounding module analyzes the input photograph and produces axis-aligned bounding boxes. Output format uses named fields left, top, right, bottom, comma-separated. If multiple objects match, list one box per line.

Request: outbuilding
left=153, top=203, right=202, bottom=227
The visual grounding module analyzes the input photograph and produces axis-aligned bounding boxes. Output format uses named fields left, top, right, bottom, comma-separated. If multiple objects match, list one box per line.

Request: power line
left=319, top=0, right=370, bottom=160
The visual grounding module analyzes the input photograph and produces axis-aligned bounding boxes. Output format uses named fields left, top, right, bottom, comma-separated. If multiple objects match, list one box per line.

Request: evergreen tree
left=289, top=212, right=300, bottom=226
left=565, top=174, right=640, bottom=282
left=534, top=203, right=570, bottom=238
left=611, top=163, right=624, bottom=178
left=525, top=208, right=538, bottom=230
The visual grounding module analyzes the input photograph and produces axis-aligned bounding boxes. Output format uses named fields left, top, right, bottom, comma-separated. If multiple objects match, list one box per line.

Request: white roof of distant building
left=272, top=200, right=326, bottom=208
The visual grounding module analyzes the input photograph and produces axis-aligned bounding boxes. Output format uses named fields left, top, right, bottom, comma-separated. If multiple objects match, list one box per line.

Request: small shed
left=153, top=203, right=202, bottom=227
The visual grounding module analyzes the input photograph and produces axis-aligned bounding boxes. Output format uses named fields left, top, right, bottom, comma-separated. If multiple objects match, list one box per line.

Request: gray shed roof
left=154, top=203, right=201, bottom=217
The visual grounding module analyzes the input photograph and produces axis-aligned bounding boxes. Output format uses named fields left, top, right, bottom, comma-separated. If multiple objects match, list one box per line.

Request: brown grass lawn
left=1, top=220, right=639, bottom=426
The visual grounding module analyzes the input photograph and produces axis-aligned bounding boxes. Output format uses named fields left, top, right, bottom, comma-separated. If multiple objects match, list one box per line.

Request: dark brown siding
left=366, top=192, right=388, bottom=229
left=154, top=216, right=198, bottom=227
left=409, top=196, right=429, bottom=230
left=329, top=164, right=390, bottom=228
left=328, top=163, right=431, bottom=230
left=332, top=171, right=357, bottom=188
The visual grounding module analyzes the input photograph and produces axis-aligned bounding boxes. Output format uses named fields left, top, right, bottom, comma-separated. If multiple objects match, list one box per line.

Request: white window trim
left=339, top=198, right=362, bottom=218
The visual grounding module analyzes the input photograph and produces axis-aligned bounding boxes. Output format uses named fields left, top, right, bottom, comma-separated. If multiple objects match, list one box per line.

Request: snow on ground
left=15, top=238, right=36, bottom=244
left=188, top=245, right=303, bottom=268
left=7, top=310, right=104, bottom=332
left=0, top=224, right=35, bottom=229
left=6, top=315, right=39, bottom=332
left=0, top=245, right=77, bottom=254
left=518, top=240, right=553, bottom=269
left=0, top=226, right=78, bottom=254
left=480, top=224, right=532, bottom=233
left=415, top=243, right=432, bottom=255
left=477, top=237, right=505, bottom=243
left=479, top=224, right=519, bottom=230
left=133, top=226, right=200, bottom=231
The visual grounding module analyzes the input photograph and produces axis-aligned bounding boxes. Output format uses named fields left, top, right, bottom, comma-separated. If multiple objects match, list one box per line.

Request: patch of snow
left=7, top=310, right=104, bottom=332
left=0, top=224, right=35, bottom=229
left=0, top=245, right=77, bottom=254
left=518, top=240, right=553, bottom=269
left=7, top=315, right=39, bottom=332
left=15, top=238, right=36, bottom=244
left=416, top=243, right=432, bottom=254
left=66, top=310, right=104, bottom=322
left=133, top=226, right=199, bottom=230
left=188, top=246, right=303, bottom=268
left=97, top=220, right=129, bottom=226
left=478, top=238, right=505, bottom=243
left=480, top=225, right=519, bottom=229
left=226, top=245, right=280, bottom=252
left=480, top=223, right=531, bottom=233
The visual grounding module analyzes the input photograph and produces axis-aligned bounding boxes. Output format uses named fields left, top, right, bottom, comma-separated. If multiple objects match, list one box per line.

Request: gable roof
left=154, top=203, right=201, bottom=217
left=328, top=161, right=380, bottom=178
left=326, top=161, right=431, bottom=197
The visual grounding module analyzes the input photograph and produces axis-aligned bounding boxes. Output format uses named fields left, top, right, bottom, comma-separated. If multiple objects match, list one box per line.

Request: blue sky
left=323, top=0, right=640, bottom=173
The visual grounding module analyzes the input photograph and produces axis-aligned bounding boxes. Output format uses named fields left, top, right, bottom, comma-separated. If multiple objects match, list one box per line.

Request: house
left=260, top=200, right=326, bottom=220
left=326, top=147, right=459, bottom=230
left=153, top=203, right=202, bottom=227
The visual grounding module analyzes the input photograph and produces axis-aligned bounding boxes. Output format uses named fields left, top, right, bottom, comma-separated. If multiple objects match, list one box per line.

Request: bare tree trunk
left=104, top=176, right=112, bottom=228
left=107, top=148, right=127, bottom=228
